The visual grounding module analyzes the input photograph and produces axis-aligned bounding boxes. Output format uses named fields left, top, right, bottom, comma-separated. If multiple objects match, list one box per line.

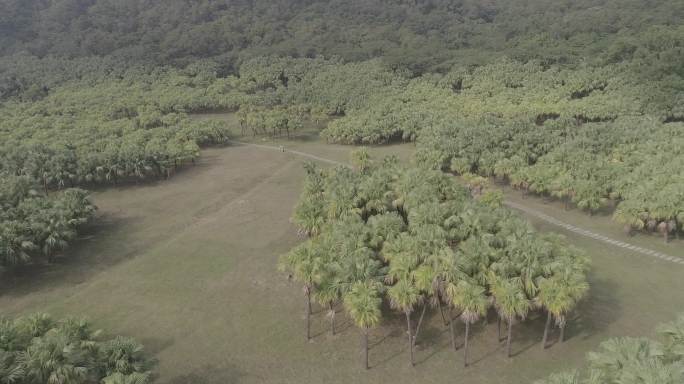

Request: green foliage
left=0, top=66, right=239, bottom=189
left=0, top=314, right=151, bottom=384
left=537, top=313, right=684, bottom=384
left=0, top=176, right=96, bottom=267
left=1, top=1, right=682, bottom=237
left=282, top=153, right=589, bottom=364
left=1, top=0, right=682, bottom=75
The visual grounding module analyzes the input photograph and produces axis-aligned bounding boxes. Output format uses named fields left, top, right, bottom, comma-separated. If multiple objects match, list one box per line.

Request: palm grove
left=280, top=151, right=589, bottom=369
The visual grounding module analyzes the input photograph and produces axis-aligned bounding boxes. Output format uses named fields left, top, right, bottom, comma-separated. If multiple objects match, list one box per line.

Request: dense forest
left=1, top=1, right=682, bottom=264
left=1, top=0, right=683, bottom=72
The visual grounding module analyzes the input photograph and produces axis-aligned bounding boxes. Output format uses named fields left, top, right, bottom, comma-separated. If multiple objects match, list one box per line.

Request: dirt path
left=229, top=140, right=684, bottom=266
left=503, top=201, right=684, bottom=265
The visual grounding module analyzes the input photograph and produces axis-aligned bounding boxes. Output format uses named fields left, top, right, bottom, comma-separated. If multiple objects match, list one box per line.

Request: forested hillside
left=1, top=0, right=681, bottom=67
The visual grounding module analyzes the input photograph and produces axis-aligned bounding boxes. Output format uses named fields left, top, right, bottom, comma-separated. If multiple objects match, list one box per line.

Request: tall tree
left=447, top=280, right=488, bottom=367
left=490, top=277, right=530, bottom=357
left=388, top=278, right=422, bottom=366
left=537, top=267, right=588, bottom=349
left=343, top=282, right=382, bottom=370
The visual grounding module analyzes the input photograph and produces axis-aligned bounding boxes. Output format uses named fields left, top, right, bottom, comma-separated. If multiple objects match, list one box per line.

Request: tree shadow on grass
left=165, top=364, right=246, bottom=384
left=570, top=272, right=622, bottom=341
left=414, top=323, right=452, bottom=366
left=369, top=340, right=404, bottom=369
left=505, top=272, right=622, bottom=357
left=310, top=307, right=353, bottom=340
left=0, top=212, right=142, bottom=300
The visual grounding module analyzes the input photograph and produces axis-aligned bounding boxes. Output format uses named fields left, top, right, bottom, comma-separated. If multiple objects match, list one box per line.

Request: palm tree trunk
left=506, top=315, right=513, bottom=357
left=497, top=316, right=502, bottom=342
left=405, top=311, right=414, bottom=366
left=329, top=302, right=335, bottom=336
left=438, top=299, right=448, bottom=326
left=414, top=304, right=427, bottom=341
left=450, top=315, right=457, bottom=351
left=305, top=288, right=311, bottom=341
left=560, top=324, right=565, bottom=343
left=542, top=311, right=552, bottom=350
left=464, top=321, right=470, bottom=367
left=363, top=328, right=369, bottom=369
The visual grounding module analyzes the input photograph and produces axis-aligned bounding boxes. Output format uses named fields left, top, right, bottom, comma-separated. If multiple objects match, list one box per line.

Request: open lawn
left=1, top=117, right=683, bottom=383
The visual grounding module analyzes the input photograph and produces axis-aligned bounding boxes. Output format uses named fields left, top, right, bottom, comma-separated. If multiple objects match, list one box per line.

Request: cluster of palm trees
left=281, top=153, right=589, bottom=369
left=538, top=313, right=684, bottom=384
left=0, top=174, right=96, bottom=267
left=0, top=313, right=151, bottom=384
left=417, top=115, right=684, bottom=240
left=0, top=119, right=231, bottom=190
left=236, top=105, right=305, bottom=138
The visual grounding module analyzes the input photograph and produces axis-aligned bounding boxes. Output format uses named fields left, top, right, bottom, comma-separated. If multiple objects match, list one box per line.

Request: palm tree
left=656, top=313, right=684, bottom=361
left=98, top=336, right=149, bottom=377
left=102, top=372, right=151, bottom=384
left=490, top=277, right=530, bottom=357
left=586, top=337, right=664, bottom=383
left=388, top=278, right=422, bottom=366
left=0, top=350, right=24, bottom=384
left=535, top=371, right=581, bottom=384
left=343, top=282, right=382, bottom=370
left=313, top=277, right=340, bottom=336
left=350, top=147, right=372, bottom=174
left=23, top=330, right=89, bottom=384
left=41, top=220, right=74, bottom=263
left=0, top=223, right=36, bottom=266
left=279, top=242, right=323, bottom=341
left=447, top=280, right=488, bottom=367
left=537, top=267, right=588, bottom=349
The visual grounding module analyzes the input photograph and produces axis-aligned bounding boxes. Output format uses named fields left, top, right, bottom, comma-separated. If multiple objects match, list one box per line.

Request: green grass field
left=1, top=115, right=683, bottom=383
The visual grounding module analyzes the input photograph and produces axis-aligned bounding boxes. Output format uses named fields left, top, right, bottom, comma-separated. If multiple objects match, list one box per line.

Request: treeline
left=230, top=56, right=684, bottom=238
left=0, top=313, right=152, bottom=384
left=2, top=52, right=683, bottom=239
left=0, top=56, right=402, bottom=192
left=281, top=152, right=589, bottom=368
left=1, top=0, right=682, bottom=74
left=537, top=313, right=684, bottom=384
left=0, top=64, right=239, bottom=191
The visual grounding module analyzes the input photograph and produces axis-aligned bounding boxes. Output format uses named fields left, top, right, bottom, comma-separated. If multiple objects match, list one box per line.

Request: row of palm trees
left=0, top=313, right=152, bottom=384
left=1, top=129, right=212, bottom=191
left=282, top=155, right=589, bottom=369
left=236, top=105, right=305, bottom=138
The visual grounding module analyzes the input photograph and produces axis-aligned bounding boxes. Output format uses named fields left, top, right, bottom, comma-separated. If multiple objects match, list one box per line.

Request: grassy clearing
left=1, top=116, right=682, bottom=383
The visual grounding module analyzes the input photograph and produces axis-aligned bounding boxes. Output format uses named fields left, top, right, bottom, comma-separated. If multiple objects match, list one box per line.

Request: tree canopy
left=0, top=313, right=152, bottom=384
left=537, top=313, right=684, bottom=384
left=281, top=153, right=589, bottom=368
